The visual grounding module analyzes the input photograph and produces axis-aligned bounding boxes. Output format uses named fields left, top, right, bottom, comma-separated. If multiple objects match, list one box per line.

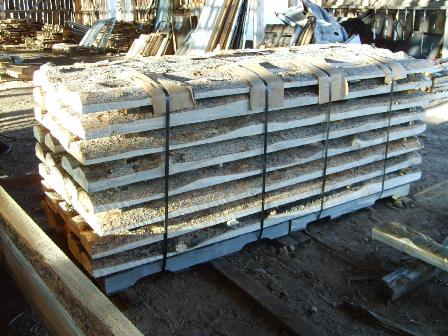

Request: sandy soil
left=1, top=59, right=448, bottom=335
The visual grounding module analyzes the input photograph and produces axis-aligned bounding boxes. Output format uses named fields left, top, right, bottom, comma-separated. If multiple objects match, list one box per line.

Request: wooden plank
left=382, top=237, right=448, bottom=301
left=211, top=258, right=320, bottom=336
left=99, top=183, right=411, bottom=294
left=0, top=231, right=83, bottom=336
left=0, top=186, right=143, bottom=336
left=373, top=222, right=448, bottom=273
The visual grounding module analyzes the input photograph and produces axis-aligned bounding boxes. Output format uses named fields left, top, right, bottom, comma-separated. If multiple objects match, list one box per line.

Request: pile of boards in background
left=180, top=0, right=251, bottom=54
left=25, top=23, right=85, bottom=50
left=106, top=21, right=153, bottom=52
left=0, top=19, right=44, bottom=45
left=32, top=44, right=448, bottom=294
left=126, top=32, right=172, bottom=57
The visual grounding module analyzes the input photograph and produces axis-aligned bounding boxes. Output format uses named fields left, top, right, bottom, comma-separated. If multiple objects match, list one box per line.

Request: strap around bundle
left=366, top=55, right=407, bottom=84
left=297, top=57, right=348, bottom=104
left=222, top=61, right=284, bottom=111
left=123, top=69, right=195, bottom=115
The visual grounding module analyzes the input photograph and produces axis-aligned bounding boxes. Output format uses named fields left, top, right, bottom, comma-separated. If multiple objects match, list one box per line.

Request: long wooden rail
left=0, top=186, right=143, bottom=336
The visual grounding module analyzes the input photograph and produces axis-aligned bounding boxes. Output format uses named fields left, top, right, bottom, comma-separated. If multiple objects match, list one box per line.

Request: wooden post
left=0, top=187, right=143, bottom=336
left=373, top=222, right=448, bottom=273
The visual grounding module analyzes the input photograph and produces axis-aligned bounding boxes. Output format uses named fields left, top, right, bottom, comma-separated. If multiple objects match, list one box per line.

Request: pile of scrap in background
left=260, top=1, right=348, bottom=48
left=0, top=19, right=43, bottom=45
left=25, top=23, right=85, bottom=50
left=32, top=44, right=448, bottom=294
left=324, top=2, right=445, bottom=59
left=52, top=18, right=117, bottom=54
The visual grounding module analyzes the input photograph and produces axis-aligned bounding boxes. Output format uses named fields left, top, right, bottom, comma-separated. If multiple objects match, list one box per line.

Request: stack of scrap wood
left=29, top=24, right=65, bottom=50
left=107, top=22, right=152, bottom=52
left=32, top=44, right=446, bottom=294
left=0, top=60, right=39, bottom=81
left=126, top=33, right=171, bottom=57
left=0, top=19, right=43, bottom=45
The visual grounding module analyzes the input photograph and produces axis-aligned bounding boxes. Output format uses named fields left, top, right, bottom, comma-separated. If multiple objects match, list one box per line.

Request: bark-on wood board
left=61, top=169, right=420, bottom=277
left=59, top=109, right=425, bottom=192
left=382, top=237, right=448, bottom=301
left=58, top=132, right=424, bottom=215
left=36, top=123, right=425, bottom=216
left=373, top=222, right=448, bottom=273
left=34, top=74, right=433, bottom=143
left=33, top=44, right=437, bottom=114
left=43, top=155, right=421, bottom=262
left=97, top=183, right=411, bottom=294
left=0, top=187, right=143, bottom=336
left=39, top=139, right=422, bottom=235
left=35, top=89, right=431, bottom=160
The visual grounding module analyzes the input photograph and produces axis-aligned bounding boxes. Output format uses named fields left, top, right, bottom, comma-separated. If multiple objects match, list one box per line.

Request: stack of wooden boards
left=27, top=23, right=84, bottom=50
left=33, top=44, right=446, bottom=294
left=107, top=22, right=152, bottom=52
left=0, top=19, right=43, bottom=45
left=126, top=32, right=172, bottom=57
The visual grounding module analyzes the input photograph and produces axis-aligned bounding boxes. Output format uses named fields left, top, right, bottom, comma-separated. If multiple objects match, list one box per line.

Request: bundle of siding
left=32, top=44, right=446, bottom=293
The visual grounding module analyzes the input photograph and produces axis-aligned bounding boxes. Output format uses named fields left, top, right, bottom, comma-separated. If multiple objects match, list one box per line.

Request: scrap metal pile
left=32, top=44, right=446, bottom=293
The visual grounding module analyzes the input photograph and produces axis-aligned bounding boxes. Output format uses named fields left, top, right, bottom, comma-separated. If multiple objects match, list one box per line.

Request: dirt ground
left=0, top=51, right=448, bottom=336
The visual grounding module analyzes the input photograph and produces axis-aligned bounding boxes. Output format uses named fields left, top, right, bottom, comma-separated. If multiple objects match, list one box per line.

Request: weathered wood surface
left=0, top=187, right=143, bottom=336
left=382, top=236, right=448, bottom=301
left=34, top=88, right=431, bottom=145
left=37, top=133, right=422, bottom=215
left=44, top=171, right=417, bottom=277
left=42, top=165, right=421, bottom=272
left=58, top=110, right=425, bottom=191
left=97, top=183, right=411, bottom=294
left=373, top=222, right=448, bottom=273
left=33, top=44, right=437, bottom=114
left=37, top=138, right=421, bottom=232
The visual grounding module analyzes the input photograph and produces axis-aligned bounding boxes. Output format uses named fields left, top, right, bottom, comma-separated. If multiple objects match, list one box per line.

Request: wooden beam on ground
left=0, top=186, right=143, bottom=336
left=382, top=237, right=448, bottom=301
left=373, top=222, right=448, bottom=273
left=211, top=258, right=320, bottom=336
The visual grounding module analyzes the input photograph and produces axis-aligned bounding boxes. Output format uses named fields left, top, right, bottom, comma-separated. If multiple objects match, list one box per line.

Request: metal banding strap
left=236, top=61, right=284, bottom=240
left=123, top=70, right=173, bottom=271
left=365, top=56, right=405, bottom=198
left=317, top=84, right=332, bottom=220
left=299, top=59, right=346, bottom=219
left=379, top=77, right=396, bottom=199
left=161, top=86, right=170, bottom=271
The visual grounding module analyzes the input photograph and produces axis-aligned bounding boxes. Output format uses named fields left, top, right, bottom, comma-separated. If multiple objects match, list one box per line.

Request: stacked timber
left=0, top=19, right=43, bottom=45
left=33, top=44, right=446, bottom=294
left=28, top=23, right=84, bottom=50
left=107, top=22, right=152, bottom=52
left=126, top=33, right=171, bottom=57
